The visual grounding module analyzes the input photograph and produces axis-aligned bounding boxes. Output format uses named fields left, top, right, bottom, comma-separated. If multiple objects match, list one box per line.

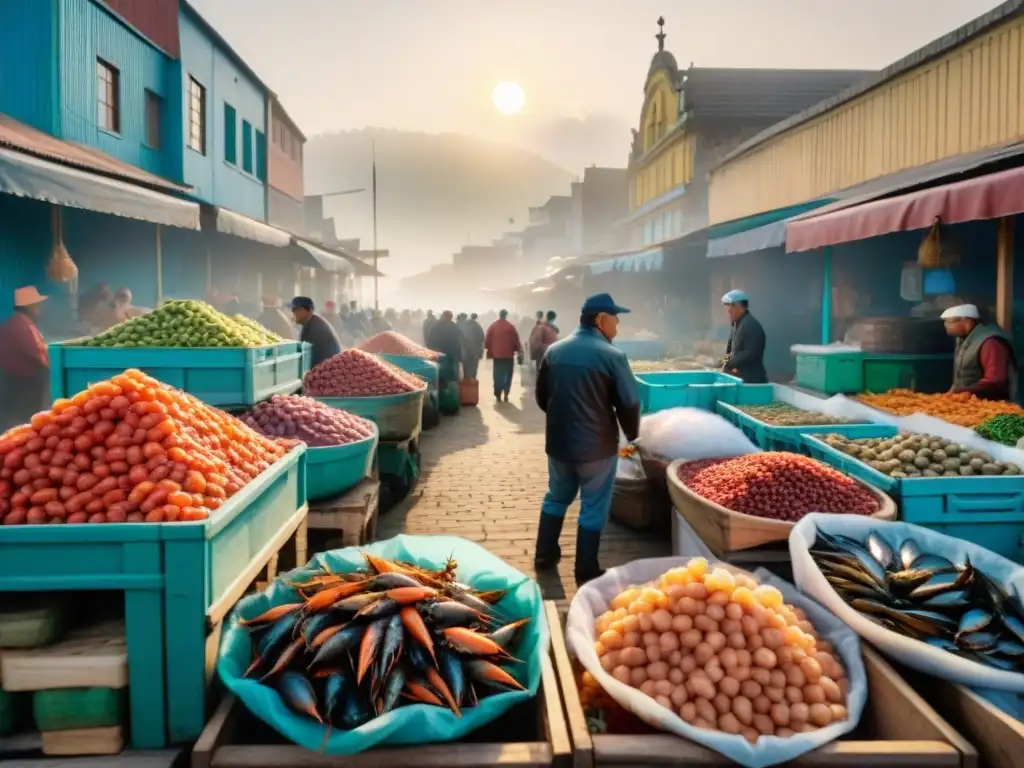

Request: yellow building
left=708, top=3, right=1024, bottom=226
left=626, top=18, right=871, bottom=248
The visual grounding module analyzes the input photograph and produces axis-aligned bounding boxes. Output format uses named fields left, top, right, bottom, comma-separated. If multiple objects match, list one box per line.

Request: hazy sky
left=190, top=0, right=1003, bottom=171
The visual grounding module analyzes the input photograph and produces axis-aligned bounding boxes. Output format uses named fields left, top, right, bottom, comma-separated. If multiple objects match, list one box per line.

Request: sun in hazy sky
left=492, top=81, right=525, bottom=115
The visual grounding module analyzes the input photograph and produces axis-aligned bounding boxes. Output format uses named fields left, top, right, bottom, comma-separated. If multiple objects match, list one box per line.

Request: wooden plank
left=192, top=696, right=239, bottom=768
left=308, top=480, right=380, bottom=547
left=996, top=215, right=1016, bottom=331
left=545, top=601, right=594, bottom=768
left=1, top=621, right=127, bottom=691
left=2, top=749, right=182, bottom=768
left=41, top=726, right=124, bottom=757
left=214, top=743, right=552, bottom=767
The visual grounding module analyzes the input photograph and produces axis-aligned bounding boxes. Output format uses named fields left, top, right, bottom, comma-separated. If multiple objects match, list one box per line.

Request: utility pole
left=372, top=139, right=379, bottom=311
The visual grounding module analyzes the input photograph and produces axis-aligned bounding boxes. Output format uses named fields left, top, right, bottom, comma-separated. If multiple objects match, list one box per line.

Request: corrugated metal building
left=267, top=94, right=306, bottom=233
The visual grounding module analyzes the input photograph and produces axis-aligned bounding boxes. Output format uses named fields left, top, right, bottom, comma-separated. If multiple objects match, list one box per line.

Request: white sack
left=789, top=344, right=862, bottom=355
left=566, top=556, right=867, bottom=768
left=638, top=407, right=759, bottom=461
left=791, top=514, right=1024, bottom=691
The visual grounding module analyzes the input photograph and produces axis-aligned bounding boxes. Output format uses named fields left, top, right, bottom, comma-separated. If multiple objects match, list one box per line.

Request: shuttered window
left=242, top=119, right=253, bottom=173
left=224, top=103, right=237, bottom=164
left=255, top=130, right=266, bottom=182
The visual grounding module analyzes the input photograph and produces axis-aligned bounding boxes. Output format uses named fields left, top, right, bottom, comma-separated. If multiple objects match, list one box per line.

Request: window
left=255, top=129, right=266, bottom=182
left=144, top=90, right=161, bottom=148
left=241, top=119, right=253, bottom=173
left=223, top=103, right=237, bottom=164
left=97, top=58, right=120, bottom=133
left=188, top=76, right=206, bottom=154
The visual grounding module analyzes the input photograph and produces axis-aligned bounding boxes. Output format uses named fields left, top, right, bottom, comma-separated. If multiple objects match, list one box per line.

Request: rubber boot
left=574, top=527, right=606, bottom=587
left=533, top=513, right=564, bottom=571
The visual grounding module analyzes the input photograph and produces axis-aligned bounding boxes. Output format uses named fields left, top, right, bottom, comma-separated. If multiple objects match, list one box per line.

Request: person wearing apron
left=0, top=286, right=50, bottom=432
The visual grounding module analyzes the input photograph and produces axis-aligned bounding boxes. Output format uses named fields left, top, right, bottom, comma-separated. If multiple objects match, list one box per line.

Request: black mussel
left=887, top=569, right=934, bottom=593
left=815, top=529, right=865, bottom=553
left=909, top=554, right=957, bottom=574
left=811, top=549, right=862, bottom=569
left=995, top=639, right=1024, bottom=657
left=852, top=599, right=958, bottom=637
left=405, top=641, right=434, bottom=671
left=956, top=630, right=999, bottom=652
left=919, top=589, right=971, bottom=609
left=898, top=539, right=922, bottom=571
left=826, top=576, right=889, bottom=600
left=1003, top=615, right=1024, bottom=645
left=925, top=636, right=960, bottom=652
left=824, top=562, right=887, bottom=590
left=956, top=608, right=994, bottom=638
left=908, top=571, right=962, bottom=601
left=340, top=693, right=375, bottom=729
left=865, top=532, right=894, bottom=570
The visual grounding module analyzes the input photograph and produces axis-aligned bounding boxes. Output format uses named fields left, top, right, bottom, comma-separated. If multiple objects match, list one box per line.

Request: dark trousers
left=492, top=358, right=514, bottom=396
left=463, top=356, right=479, bottom=380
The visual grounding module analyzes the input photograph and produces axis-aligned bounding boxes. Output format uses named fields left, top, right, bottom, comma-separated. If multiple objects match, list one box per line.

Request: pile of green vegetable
left=738, top=402, right=866, bottom=427
left=822, top=432, right=1021, bottom=477
left=82, top=300, right=282, bottom=348
left=975, top=414, right=1024, bottom=446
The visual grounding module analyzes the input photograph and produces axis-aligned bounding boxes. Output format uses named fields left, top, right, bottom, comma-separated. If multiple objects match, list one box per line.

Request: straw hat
left=14, top=286, right=46, bottom=307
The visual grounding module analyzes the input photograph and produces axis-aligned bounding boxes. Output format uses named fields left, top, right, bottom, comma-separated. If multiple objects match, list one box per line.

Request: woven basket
left=610, top=477, right=657, bottom=529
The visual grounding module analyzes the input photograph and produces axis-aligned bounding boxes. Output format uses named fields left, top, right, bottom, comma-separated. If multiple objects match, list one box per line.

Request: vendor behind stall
left=291, top=296, right=341, bottom=368
left=721, top=289, right=768, bottom=384
left=0, top=287, right=50, bottom=432
left=941, top=304, right=1018, bottom=401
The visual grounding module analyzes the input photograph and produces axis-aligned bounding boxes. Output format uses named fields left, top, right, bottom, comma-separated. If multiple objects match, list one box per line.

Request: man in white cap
left=940, top=304, right=1017, bottom=401
left=721, top=289, right=768, bottom=384
left=0, top=286, right=50, bottom=430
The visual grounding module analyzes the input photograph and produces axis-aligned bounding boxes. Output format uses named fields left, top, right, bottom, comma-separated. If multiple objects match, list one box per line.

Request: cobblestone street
left=378, top=362, right=671, bottom=604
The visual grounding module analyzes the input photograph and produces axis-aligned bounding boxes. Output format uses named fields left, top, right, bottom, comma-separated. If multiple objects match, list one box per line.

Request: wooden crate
left=545, top=602, right=977, bottom=768
left=190, top=607, right=572, bottom=768
left=913, top=678, right=1024, bottom=768
left=666, top=458, right=897, bottom=555
left=307, top=479, right=380, bottom=549
left=0, top=729, right=181, bottom=767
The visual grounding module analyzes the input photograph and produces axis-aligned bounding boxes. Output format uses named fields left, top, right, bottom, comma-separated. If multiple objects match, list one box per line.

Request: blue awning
left=707, top=221, right=787, bottom=258
left=0, top=146, right=200, bottom=229
left=588, top=245, right=665, bottom=274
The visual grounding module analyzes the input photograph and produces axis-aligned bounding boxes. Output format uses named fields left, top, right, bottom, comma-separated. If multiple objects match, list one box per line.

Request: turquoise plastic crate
left=803, top=430, right=1024, bottom=562
left=48, top=341, right=311, bottom=407
left=380, top=354, right=440, bottom=390
left=0, top=445, right=307, bottom=747
left=716, top=399, right=885, bottom=454
left=305, top=429, right=378, bottom=501
left=635, top=371, right=744, bottom=414
left=161, top=445, right=306, bottom=743
left=315, top=389, right=425, bottom=441
left=794, top=352, right=865, bottom=394
left=615, top=339, right=667, bottom=360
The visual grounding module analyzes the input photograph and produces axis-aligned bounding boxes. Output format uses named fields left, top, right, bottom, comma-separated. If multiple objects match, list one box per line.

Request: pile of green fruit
left=738, top=402, right=866, bottom=427
left=822, top=431, right=1021, bottom=477
left=82, top=300, right=282, bottom=348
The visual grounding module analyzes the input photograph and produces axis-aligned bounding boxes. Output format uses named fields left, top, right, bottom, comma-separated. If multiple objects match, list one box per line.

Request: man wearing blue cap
left=721, top=289, right=768, bottom=384
left=534, top=292, right=640, bottom=586
left=291, top=296, right=342, bottom=368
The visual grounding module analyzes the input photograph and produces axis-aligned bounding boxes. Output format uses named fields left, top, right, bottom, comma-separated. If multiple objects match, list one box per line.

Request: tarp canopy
left=293, top=237, right=384, bottom=277
left=215, top=207, right=291, bottom=247
left=786, top=163, right=1024, bottom=252
left=0, top=147, right=200, bottom=229
left=706, top=200, right=835, bottom=258
left=588, top=245, right=665, bottom=275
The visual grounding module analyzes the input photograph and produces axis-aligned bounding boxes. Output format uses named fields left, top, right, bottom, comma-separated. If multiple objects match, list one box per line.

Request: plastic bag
left=638, top=407, right=759, bottom=461
left=218, top=535, right=549, bottom=754
left=566, top=556, right=866, bottom=768
left=791, top=514, right=1024, bottom=691
left=616, top=452, right=646, bottom=480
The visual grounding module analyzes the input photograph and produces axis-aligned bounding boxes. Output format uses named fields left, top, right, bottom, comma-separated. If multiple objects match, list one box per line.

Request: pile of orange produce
left=592, top=558, right=849, bottom=743
left=855, top=389, right=1024, bottom=427
left=0, top=370, right=289, bottom=525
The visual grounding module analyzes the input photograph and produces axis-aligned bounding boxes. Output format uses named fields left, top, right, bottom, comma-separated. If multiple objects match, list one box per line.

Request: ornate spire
left=655, top=16, right=666, bottom=51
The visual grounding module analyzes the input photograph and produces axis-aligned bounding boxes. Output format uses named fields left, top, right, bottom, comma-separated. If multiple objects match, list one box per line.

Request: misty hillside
left=303, top=129, right=575, bottom=277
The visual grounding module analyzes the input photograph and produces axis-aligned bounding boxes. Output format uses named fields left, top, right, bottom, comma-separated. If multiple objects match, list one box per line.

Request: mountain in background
left=303, top=129, right=575, bottom=279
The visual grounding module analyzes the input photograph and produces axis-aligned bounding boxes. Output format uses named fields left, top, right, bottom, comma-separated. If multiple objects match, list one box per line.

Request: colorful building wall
left=178, top=3, right=267, bottom=220
left=99, top=0, right=179, bottom=57
left=708, top=12, right=1024, bottom=224
left=0, top=0, right=58, bottom=133
left=267, top=98, right=305, bottom=232
left=59, top=0, right=180, bottom=181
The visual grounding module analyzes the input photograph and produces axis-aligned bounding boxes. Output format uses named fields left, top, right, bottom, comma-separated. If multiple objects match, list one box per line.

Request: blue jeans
left=463, top=357, right=479, bottom=380
left=541, top=455, right=617, bottom=532
left=493, top=358, right=514, bottom=396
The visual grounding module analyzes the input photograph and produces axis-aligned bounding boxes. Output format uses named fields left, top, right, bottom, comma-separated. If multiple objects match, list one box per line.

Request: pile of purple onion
left=242, top=394, right=375, bottom=448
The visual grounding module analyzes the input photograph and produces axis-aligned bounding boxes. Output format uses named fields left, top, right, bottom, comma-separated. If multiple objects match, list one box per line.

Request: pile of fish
left=811, top=528, right=1024, bottom=671
left=239, top=552, right=530, bottom=731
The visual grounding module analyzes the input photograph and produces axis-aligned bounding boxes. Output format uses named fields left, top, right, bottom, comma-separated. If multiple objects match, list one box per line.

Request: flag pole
left=372, top=139, right=379, bottom=311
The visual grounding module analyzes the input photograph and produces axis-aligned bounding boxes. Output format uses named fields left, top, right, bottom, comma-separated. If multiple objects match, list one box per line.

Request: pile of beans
left=303, top=349, right=425, bottom=397
left=591, top=558, right=849, bottom=742
left=241, top=395, right=375, bottom=447
left=0, top=370, right=288, bottom=524
left=677, top=452, right=880, bottom=522
left=357, top=331, right=440, bottom=359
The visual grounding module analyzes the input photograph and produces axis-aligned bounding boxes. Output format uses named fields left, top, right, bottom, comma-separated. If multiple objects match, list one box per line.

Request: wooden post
left=155, top=224, right=163, bottom=306
left=996, top=216, right=1015, bottom=332
left=821, top=247, right=833, bottom=344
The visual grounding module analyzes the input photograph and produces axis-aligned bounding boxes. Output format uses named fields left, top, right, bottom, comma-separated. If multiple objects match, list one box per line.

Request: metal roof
left=681, top=68, right=874, bottom=121
left=0, top=114, right=188, bottom=194
left=716, top=0, right=1024, bottom=167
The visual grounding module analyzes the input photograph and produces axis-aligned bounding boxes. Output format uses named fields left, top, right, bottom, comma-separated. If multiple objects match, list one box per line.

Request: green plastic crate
left=794, top=352, right=864, bottom=394
left=34, top=688, right=124, bottom=731
left=861, top=354, right=953, bottom=394
left=0, top=689, right=24, bottom=736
